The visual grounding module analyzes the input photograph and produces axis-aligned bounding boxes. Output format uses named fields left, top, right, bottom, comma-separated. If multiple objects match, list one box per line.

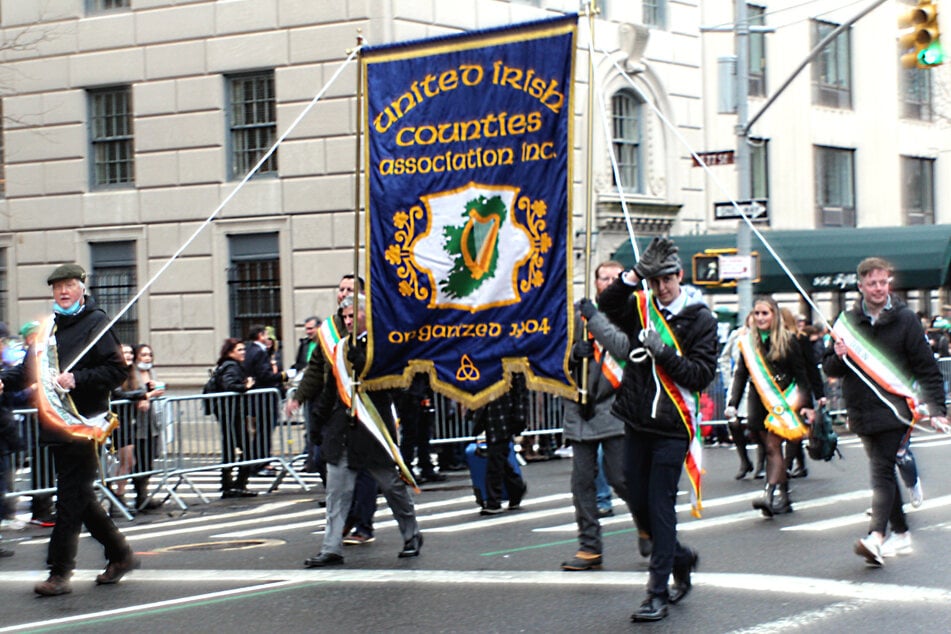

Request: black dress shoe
left=637, top=531, right=653, bottom=558
left=734, top=464, right=753, bottom=480
left=304, top=552, right=344, bottom=568
left=418, top=472, right=447, bottom=483
left=398, top=533, right=423, bottom=558
left=630, top=595, right=668, bottom=622
left=669, top=548, right=699, bottom=604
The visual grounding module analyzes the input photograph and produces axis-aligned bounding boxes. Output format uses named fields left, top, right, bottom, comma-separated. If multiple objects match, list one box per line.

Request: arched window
left=611, top=90, right=642, bottom=193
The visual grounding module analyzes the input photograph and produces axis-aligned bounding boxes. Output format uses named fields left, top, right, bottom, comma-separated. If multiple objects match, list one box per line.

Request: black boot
left=220, top=468, right=234, bottom=497
left=771, top=481, right=793, bottom=514
left=232, top=466, right=257, bottom=497
left=729, top=421, right=753, bottom=479
left=134, top=478, right=162, bottom=512
left=752, top=484, right=776, bottom=517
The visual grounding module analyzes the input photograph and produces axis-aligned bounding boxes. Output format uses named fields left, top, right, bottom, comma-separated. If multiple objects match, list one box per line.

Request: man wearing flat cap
left=597, top=237, right=718, bottom=623
left=33, top=263, right=137, bottom=597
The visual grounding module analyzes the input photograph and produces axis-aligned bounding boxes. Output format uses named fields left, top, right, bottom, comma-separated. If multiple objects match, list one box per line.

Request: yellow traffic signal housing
left=693, top=254, right=721, bottom=285
left=900, top=0, right=944, bottom=68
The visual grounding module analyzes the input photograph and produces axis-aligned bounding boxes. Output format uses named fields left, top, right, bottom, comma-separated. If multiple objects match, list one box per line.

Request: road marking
left=780, top=493, right=951, bottom=532
left=727, top=599, right=869, bottom=634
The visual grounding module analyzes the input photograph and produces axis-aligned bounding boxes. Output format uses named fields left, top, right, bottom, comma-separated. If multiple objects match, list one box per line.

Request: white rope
left=63, top=45, right=365, bottom=373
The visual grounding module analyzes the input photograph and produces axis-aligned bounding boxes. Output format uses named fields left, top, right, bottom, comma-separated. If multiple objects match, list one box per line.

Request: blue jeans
left=595, top=446, right=612, bottom=511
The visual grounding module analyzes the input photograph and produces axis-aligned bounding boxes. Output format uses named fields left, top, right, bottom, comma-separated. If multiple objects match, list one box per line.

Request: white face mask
left=136, top=362, right=153, bottom=371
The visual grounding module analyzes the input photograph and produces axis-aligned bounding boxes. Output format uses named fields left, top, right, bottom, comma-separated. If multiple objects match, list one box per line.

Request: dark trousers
left=400, top=402, right=437, bottom=476
left=48, top=442, right=131, bottom=576
left=346, top=468, right=378, bottom=535
left=485, top=438, right=525, bottom=509
left=625, top=430, right=693, bottom=599
left=859, top=427, right=908, bottom=536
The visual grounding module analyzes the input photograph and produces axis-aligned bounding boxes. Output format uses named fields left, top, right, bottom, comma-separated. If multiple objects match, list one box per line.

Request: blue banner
left=361, top=15, right=577, bottom=408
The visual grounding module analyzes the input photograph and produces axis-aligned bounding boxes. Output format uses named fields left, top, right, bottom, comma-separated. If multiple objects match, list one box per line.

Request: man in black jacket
left=34, top=264, right=136, bottom=597
left=598, top=238, right=718, bottom=623
left=823, top=257, right=949, bottom=567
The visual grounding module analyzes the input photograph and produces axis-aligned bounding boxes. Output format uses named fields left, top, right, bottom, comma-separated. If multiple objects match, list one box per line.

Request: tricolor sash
left=832, top=315, right=921, bottom=421
left=634, top=291, right=704, bottom=518
left=592, top=338, right=624, bottom=390
left=332, top=338, right=419, bottom=492
left=317, top=315, right=344, bottom=364
left=33, top=317, right=118, bottom=443
left=737, top=329, right=808, bottom=441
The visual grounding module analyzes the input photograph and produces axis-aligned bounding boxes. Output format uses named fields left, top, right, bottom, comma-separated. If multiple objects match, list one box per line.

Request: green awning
left=611, top=225, right=951, bottom=293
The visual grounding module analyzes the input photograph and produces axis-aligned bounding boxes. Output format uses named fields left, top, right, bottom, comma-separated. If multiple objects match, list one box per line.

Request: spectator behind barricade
left=470, top=374, right=529, bottom=516
left=7, top=321, right=52, bottom=528
left=0, top=322, right=28, bottom=554
left=244, top=324, right=286, bottom=476
left=109, top=344, right=141, bottom=517
left=214, top=338, right=257, bottom=498
left=2, top=324, right=36, bottom=531
left=927, top=317, right=950, bottom=359
left=399, top=374, right=446, bottom=484
left=265, top=325, right=284, bottom=374
left=291, top=316, right=320, bottom=377
left=130, top=344, right=165, bottom=511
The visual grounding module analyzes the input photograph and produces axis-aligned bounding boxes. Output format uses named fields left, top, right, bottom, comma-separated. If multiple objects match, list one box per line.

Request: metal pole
left=579, top=0, right=598, bottom=406
left=351, top=34, right=364, bottom=415
left=735, top=0, right=752, bottom=320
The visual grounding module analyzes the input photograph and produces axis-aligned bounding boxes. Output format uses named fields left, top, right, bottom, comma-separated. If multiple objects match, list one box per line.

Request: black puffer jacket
left=598, top=279, right=718, bottom=439
left=823, top=296, right=946, bottom=435
left=40, top=295, right=127, bottom=444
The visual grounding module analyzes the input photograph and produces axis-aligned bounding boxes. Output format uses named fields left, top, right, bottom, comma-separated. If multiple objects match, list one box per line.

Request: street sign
left=714, top=198, right=768, bottom=222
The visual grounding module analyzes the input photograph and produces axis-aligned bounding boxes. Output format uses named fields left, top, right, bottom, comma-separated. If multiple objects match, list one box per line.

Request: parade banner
left=361, top=15, right=577, bottom=409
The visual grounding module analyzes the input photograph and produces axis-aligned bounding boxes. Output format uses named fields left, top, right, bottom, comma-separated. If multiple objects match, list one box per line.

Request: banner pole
left=579, top=0, right=599, bottom=406
left=350, top=32, right=365, bottom=417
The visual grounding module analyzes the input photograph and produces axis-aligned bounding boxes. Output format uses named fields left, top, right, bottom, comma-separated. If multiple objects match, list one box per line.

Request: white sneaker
left=881, top=532, right=913, bottom=557
left=854, top=534, right=884, bottom=567
left=910, top=480, right=924, bottom=508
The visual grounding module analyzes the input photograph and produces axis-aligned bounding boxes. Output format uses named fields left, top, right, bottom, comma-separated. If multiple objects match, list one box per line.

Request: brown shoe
left=95, top=554, right=141, bottom=585
left=34, top=574, right=72, bottom=596
left=560, top=550, right=603, bottom=571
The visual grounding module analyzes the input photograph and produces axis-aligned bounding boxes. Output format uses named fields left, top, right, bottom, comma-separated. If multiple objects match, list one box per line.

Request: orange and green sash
left=332, top=338, right=419, bottom=492
left=832, top=315, right=922, bottom=421
left=634, top=291, right=704, bottom=518
left=591, top=337, right=625, bottom=389
left=737, top=329, right=808, bottom=441
left=317, top=315, right=344, bottom=364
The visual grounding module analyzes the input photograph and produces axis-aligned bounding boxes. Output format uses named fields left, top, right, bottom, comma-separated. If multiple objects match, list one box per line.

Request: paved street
left=3, top=430, right=951, bottom=633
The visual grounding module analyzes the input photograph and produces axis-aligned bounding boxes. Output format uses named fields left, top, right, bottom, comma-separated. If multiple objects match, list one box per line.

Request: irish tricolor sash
left=332, top=338, right=419, bottom=492
left=832, top=314, right=921, bottom=421
left=634, top=291, right=704, bottom=518
left=317, top=315, right=344, bottom=364
left=592, top=338, right=624, bottom=389
left=33, top=316, right=119, bottom=443
left=737, top=330, right=808, bottom=441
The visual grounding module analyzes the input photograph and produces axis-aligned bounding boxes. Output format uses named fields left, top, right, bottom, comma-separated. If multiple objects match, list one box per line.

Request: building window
left=812, top=20, right=852, bottom=109
left=815, top=146, right=855, bottom=227
left=228, top=72, right=277, bottom=179
left=228, top=233, right=281, bottom=340
left=89, top=87, right=134, bottom=187
left=0, top=248, right=8, bottom=324
left=611, top=90, right=642, bottom=193
left=643, top=0, right=666, bottom=29
left=748, top=4, right=767, bottom=97
left=902, top=156, right=935, bottom=225
left=900, top=64, right=933, bottom=121
left=88, top=0, right=130, bottom=12
left=89, top=241, right=138, bottom=345
left=750, top=137, right=769, bottom=200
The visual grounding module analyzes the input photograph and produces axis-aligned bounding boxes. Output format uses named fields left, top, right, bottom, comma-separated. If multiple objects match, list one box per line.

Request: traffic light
left=900, top=0, right=944, bottom=69
left=692, top=254, right=721, bottom=285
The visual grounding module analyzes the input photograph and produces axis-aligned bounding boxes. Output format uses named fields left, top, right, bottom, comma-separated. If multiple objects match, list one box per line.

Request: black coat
left=823, top=296, right=946, bottom=435
left=598, top=279, right=719, bottom=439
left=243, top=342, right=283, bottom=389
left=216, top=359, right=249, bottom=393
left=40, top=295, right=127, bottom=444
left=311, top=336, right=399, bottom=469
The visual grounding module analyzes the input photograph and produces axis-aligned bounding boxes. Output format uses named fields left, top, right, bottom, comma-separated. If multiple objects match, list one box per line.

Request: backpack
left=201, top=366, right=221, bottom=416
left=807, top=406, right=841, bottom=462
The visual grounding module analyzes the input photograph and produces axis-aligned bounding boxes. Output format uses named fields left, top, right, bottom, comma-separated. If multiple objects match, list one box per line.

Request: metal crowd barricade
left=151, top=387, right=310, bottom=508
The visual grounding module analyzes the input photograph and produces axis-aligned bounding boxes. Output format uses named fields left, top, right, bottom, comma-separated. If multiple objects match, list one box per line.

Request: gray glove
left=639, top=329, right=666, bottom=357
left=577, top=298, right=598, bottom=320
left=634, top=237, right=681, bottom=280
left=572, top=340, right=595, bottom=361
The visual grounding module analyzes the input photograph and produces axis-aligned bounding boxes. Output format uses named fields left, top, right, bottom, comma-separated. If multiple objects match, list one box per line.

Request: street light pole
left=735, top=0, right=753, bottom=320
